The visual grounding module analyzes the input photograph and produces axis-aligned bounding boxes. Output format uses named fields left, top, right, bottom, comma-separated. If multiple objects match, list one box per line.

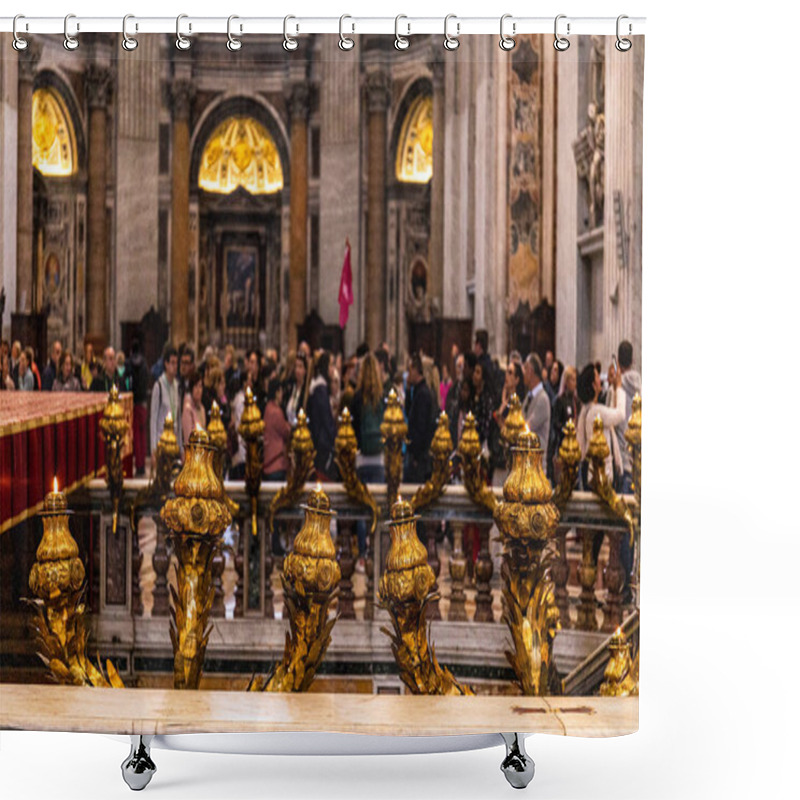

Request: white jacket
left=576, top=389, right=626, bottom=484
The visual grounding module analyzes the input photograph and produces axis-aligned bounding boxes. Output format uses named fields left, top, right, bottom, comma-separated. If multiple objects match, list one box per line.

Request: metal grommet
left=394, top=15, right=410, bottom=50
left=554, top=14, right=570, bottom=51
left=283, top=15, right=298, bottom=52
left=499, top=14, right=515, bottom=51
left=616, top=15, right=632, bottom=52
left=63, top=14, right=79, bottom=51
left=443, top=14, right=459, bottom=51
left=176, top=14, right=191, bottom=51
left=227, top=15, right=242, bottom=51
left=339, top=14, right=355, bottom=51
left=121, top=15, right=138, bottom=51
left=12, top=15, right=28, bottom=51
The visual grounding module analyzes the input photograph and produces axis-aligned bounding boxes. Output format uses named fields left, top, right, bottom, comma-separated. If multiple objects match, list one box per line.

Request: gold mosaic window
left=198, top=116, right=284, bottom=195
left=395, top=95, right=433, bottom=184
left=32, top=88, right=77, bottom=177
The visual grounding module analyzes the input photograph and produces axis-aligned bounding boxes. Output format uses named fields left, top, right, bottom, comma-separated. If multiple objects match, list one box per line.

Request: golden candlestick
left=493, top=429, right=561, bottom=695
left=268, top=407, right=317, bottom=536
left=457, top=411, right=496, bottom=514
left=410, top=412, right=453, bottom=512
left=553, top=419, right=582, bottom=510
left=161, top=427, right=232, bottom=690
left=587, top=415, right=635, bottom=547
left=334, top=407, right=379, bottom=537
left=378, top=497, right=473, bottom=696
left=208, top=401, right=240, bottom=517
left=131, top=412, right=180, bottom=527
left=26, top=479, right=124, bottom=687
left=99, top=384, right=129, bottom=535
left=624, top=394, right=642, bottom=508
left=251, top=484, right=341, bottom=692
left=380, top=388, right=407, bottom=509
left=238, top=386, right=264, bottom=537
left=501, top=393, right=526, bottom=448
left=599, top=627, right=639, bottom=697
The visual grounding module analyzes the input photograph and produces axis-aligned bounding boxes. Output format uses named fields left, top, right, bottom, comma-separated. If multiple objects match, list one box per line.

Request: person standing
left=404, top=353, right=435, bottom=484
left=41, top=340, right=62, bottom=391
left=90, top=347, right=119, bottom=393
left=17, top=348, right=34, bottom=391
left=307, top=350, right=337, bottom=481
left=615, top=340, right=642, bottom=495
left=181, top=370, right=206, bottom=449
left=522, top=352, right=551, bottom=459
left=150, top=345, right=180, bottom=459
left=53, top=350, right=81, bottom=391
left=128, top=339, right=150, bottom=476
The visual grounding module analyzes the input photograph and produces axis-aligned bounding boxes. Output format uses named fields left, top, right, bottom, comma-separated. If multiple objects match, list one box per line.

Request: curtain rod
left=0, top=16, right=646, bottom=37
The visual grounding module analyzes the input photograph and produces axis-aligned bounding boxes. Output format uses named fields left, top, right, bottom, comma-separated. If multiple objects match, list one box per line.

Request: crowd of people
left=1, top=330, right=641, bottom=593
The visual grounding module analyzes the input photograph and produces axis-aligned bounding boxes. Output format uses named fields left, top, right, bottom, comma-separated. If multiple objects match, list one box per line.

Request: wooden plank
left=0, top=685, right=637, bottom=738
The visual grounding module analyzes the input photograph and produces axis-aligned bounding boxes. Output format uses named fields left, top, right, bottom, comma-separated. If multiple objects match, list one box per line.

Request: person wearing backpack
left=351, top=353, right=385, bottom=571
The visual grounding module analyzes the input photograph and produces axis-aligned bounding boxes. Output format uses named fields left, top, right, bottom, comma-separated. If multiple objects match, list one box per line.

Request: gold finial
left=502, top=393, right=526, bottom=447
left=599, top=626, right=638, bottom=697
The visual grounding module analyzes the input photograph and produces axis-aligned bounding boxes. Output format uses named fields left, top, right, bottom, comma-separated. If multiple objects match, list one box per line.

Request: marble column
left=170, top=80, right=194, bottom=347
left=288, top=84, right=309, bottom=353
left=429, top=55, right=446, bottom=316
left=365, top=70, right=390, bottom=350
left=15, top=41, right=41, bottom=313
left=85, top=65, right=114, bottom=349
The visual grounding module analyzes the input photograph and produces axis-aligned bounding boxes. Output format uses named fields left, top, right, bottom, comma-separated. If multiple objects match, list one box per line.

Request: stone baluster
left=234, top=528, right=244, bottom=618
left=552, top=527, right=571, bottom=629
left=425, top=521, right=442, bottom=621
left=473, top=523, right=494, bottom=622
left=576, top=529, right=599, bottom=631
left=151, top=518, right=170, bottom=617
left=211, top=550, right=226, bottom=618
left=337, top=520, right=356, bottom=620
left=448, top=522, right=468, bottom=622
left=602, top=530, right=625, bottom=632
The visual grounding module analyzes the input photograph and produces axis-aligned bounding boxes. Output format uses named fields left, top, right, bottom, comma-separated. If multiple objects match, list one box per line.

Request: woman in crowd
left=307, top=350, right=337, bottom=481
left=53, top=350, right=81, bottom=391
left=17, top=348, right=34, bottom=391
left=351, top=353, right=385, bottom=570
left=262, top=377, right=292, bottom=555
left=284, top=352, right=310, bottom=427
left=439, top=361, right=452, bottom=412
left=181, top=370, right=206, bottom=448
left=1, top=350, right=14, bottom=390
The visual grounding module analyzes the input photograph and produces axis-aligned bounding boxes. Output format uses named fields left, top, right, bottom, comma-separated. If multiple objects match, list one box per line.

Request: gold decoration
left=334, top=407, right=379, bottom=537
left=457, top=412, right=497, bottom=514
left=378, top=498, right=473, bottom=696
left=268, top=407, right=316, bottom=536
left=501, top=393, right=527, bottom=448
left=198, top=116, right=284, bottom=195
left=26, top=481, right=124, bottom=688
left=208, top=401, right=240, bottom=517
left=381, top=389, right=408, bottom=509
left=587, top=415, right=635, bottom=547
left=250, top=485, right=341, bottom=692
left=161, top=427, right=232, bottom=690
left=395, top=95, right=433, bottom=184
left=99, top=384, right=129, bottom=535
left=410, top=412, right=453, bottom=512
left=553, top=419, right=582, bottom=510
left=624, top=394, right=642, bottom=508
left=131, top=412, right=179, bottom=516
left=599, top=627, right=638, bottom=697
left=238, top=387, right=265, bottom=537
left=493, top=429, right=561, bottom=695
left=32, top=87, right=77, bottom=177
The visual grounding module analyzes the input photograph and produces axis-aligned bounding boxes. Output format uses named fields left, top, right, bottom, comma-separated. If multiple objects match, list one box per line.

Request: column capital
left=85, top=64, right=114, bottom=110
left=288, top=83, right=311, bottom=122
left=17, top=39, right=43, bottom=82
left=365, top=69, right=391, bottom=114
left=170, top=79, right=196, bottom=121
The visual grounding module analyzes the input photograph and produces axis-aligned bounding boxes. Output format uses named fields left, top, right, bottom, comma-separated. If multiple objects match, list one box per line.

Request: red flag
left=338, top=239, right=353, bottom=329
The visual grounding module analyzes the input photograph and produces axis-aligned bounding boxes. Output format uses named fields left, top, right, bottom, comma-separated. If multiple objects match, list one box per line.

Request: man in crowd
left=90, top=347, right=119, bottom=393
left=41, top=340, right=62, bottom=391
left=150, top=344, right=180, bottom=459
left=178, top=345, right=195, bottom=407
left=404, top=353, right=435, bottom=484
left=128, top=338, right=150, bottom=476
left=473, top=329, right=498, bottom=400
left=522, top=352, right=551, bottom=459
left=615, top=340, right=642, bottom=495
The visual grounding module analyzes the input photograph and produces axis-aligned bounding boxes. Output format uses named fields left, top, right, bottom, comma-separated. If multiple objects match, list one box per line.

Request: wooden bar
left=0, top=684, right=638, bottom=738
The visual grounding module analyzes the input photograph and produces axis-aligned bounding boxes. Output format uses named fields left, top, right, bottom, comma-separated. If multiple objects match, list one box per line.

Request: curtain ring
left=121, top=15, right=138, bottom=51
left=63, top=14, right=79, bottom=51
left=227, top=15, right=242, bottom=51
left=394, top=15, right=410, bottom=50
left=499, top=14, right=515, bottom=51
left=339, top=15, right=355, bottom=51
left=554, top=14, right=570, bottom=51
left=12, top=15, right=28, bottom=51
left=443, top=14, right=459, bottom=51
left=616, top=15, right=632, bottom=52
left=283, top=15, right=298, bottom=52
left=176, top=14, right=191, bottom=51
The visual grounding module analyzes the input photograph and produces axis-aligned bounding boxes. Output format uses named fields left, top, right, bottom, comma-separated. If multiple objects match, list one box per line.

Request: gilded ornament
left=553, top=418, right=582, bottom=510
left=238, top=387, right=265, bottom=537
left=130, top=412, right=180, bottom=528
left=381, top=389, right=408, bottom=509
left=501, top=393, right=527, bottom=448
left=99, top=384, right=129, bottom=535
left=624, top=394, right=642, bottom=508
left=208, top=401, right=240, bottom=517
left=378, top=498, right=473, bottom=696
left=599, top=627, right=638, bottom=697
left=457, top=412, right=497, bottom=514
left=410, top=412, right=453, bottom=512
left=493, top=429, right=562, bottom=695
left=251, top=485, right=341, bottom=693
left=334, top=407, right=379, bottom=537
left=268, top=407, right=317, bottom=535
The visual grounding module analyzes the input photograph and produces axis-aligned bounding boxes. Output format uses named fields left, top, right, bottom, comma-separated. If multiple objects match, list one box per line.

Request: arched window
left=395, top=95, right=433, bottom=184
left=198, top=116, right=284, bottom=195
left=32, top=87, right=77, bottom=176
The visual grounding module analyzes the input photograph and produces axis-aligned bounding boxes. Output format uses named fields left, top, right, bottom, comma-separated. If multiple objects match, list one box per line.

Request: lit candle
left=43, top=475, right=67, bottom=513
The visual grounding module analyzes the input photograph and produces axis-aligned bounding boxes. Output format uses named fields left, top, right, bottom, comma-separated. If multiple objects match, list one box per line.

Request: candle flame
left=195, top=422, right=203, bottom=432
left=315, top=481, right=323, bottom=493
left=53, top=476, right=59, bottom=494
